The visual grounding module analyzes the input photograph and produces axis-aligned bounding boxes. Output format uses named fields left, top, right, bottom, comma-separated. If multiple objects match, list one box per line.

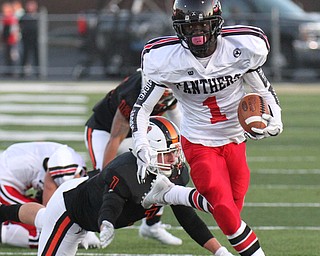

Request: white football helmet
left=147, top=116, right=184, bottom=177
left=47, top=145, right=87, bottom=186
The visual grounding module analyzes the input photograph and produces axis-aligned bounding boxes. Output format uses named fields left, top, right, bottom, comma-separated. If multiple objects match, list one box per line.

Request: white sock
left=164, top=186, right=193, bottom=206
left=34, top=208, right=46, bottom=229
left=215, top=246, right=231, bottom=256
left=252, top=248, right=265, bottom=256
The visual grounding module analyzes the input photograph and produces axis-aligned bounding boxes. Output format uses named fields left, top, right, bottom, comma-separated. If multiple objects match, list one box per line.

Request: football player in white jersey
left=0, top=142, right=98, bottom=249
left=130, top=1, right=283, bottom=256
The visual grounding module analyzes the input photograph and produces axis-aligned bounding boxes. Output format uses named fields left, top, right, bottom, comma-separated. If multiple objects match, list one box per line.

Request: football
left=237, top=93, right=270, bottom=135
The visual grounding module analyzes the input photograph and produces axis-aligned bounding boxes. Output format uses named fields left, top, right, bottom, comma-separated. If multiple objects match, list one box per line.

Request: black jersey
left=63, top=152, right=213, bottom=247
left=86, top=70, right=177, bottom=135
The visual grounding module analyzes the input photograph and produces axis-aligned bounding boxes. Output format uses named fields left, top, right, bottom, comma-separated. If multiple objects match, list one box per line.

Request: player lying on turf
left=0, top=142, right=99, bottom=249
left=0, top=117, right=234, bottom=256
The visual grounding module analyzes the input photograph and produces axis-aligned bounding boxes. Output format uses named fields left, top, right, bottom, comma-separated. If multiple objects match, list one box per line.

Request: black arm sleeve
left=98, top=190, right=126, bottom=228
left=0, top=204, right=22, bottom=223
left=171, top=205, right=214, bottom=247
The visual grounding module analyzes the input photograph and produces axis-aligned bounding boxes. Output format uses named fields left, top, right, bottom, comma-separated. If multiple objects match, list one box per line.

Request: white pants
left=84, top=126, right=132, bottom=170
left=37, top=177, right=88, bottom=256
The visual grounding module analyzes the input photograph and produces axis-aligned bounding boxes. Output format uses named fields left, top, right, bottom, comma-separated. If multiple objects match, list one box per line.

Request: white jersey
left=0, top=142, right=62, bottom=193
left=131, top=25, right=281, bottom=149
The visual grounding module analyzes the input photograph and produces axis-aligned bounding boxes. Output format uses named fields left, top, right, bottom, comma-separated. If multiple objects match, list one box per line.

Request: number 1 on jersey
left=203, top=96, right=227, bottom=124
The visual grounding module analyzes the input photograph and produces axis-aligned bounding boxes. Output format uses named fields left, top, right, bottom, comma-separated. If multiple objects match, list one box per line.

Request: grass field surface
left=0, top=81, right=319, bottom=255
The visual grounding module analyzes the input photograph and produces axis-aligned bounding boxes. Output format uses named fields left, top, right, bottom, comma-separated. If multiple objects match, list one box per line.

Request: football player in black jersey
left=85, top=69, right=181, bottom=170
left=0, top=117, right=234, bottom=256
left=84, top=69, right=182, bottom=245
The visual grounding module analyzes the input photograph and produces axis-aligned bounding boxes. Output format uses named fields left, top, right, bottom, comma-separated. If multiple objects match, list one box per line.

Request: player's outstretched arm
left=130, top=81, right=166, bottom=183
left=103, top=108, right=131, bottom=168
left=0, top=202, right=44, bottom=226
left=172, top=205, right=234, bottom=256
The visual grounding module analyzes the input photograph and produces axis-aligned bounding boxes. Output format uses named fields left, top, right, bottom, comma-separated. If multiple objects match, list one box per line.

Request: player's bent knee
left=213, top=203, right=241, bottom=235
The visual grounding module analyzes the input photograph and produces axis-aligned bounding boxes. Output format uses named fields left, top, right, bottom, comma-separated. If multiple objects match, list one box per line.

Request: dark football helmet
left=172, top=0, right=224, bottom=57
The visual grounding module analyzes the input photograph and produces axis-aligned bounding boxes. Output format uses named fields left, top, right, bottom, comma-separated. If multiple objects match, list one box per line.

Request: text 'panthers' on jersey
left=140, top=25, right=277, bottom=147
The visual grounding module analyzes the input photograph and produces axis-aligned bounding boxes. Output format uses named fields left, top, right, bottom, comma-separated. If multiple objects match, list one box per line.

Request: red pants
left=181, top=136, right=250, bottom=235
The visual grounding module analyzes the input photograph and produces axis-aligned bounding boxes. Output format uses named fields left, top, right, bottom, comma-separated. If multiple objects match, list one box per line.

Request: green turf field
left=0, top=82, right=319, bottom=255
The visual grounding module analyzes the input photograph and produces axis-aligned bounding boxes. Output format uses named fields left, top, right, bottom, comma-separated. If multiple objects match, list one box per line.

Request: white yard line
left=0, top=82, right=117, bottom=94
left=0, top=130, right=83, bottom=141
left=250, top=184, right=320, bottom=189
left=0, top=104, right=87, bottom=113
left=245, top=202, right=320, bottom=207
left=252, top=168, right=320, bottom=174
left=0, top=94, right=88, bottom=103
left=248, top=156, right=318, bottom=162
left=0, top=114, right=85, bottom=126
left=169, top=225, right=320, bottom=231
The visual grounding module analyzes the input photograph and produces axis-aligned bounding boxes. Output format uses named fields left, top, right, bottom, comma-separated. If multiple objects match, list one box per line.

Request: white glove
left=100, top=220, right=115, bottom=249
left=136, top=147, right=156, bottom=184
left=214, top=246, right=235, bottom=256
left=250, top=113, right=283, bottom=139
left=80, top=231, right=100, bottom=249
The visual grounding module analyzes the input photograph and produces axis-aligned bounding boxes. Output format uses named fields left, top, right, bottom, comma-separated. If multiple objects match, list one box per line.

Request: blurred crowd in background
left=0, top=0, right=319, bottom=81
left=1, top=0, right=38, bottom=77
